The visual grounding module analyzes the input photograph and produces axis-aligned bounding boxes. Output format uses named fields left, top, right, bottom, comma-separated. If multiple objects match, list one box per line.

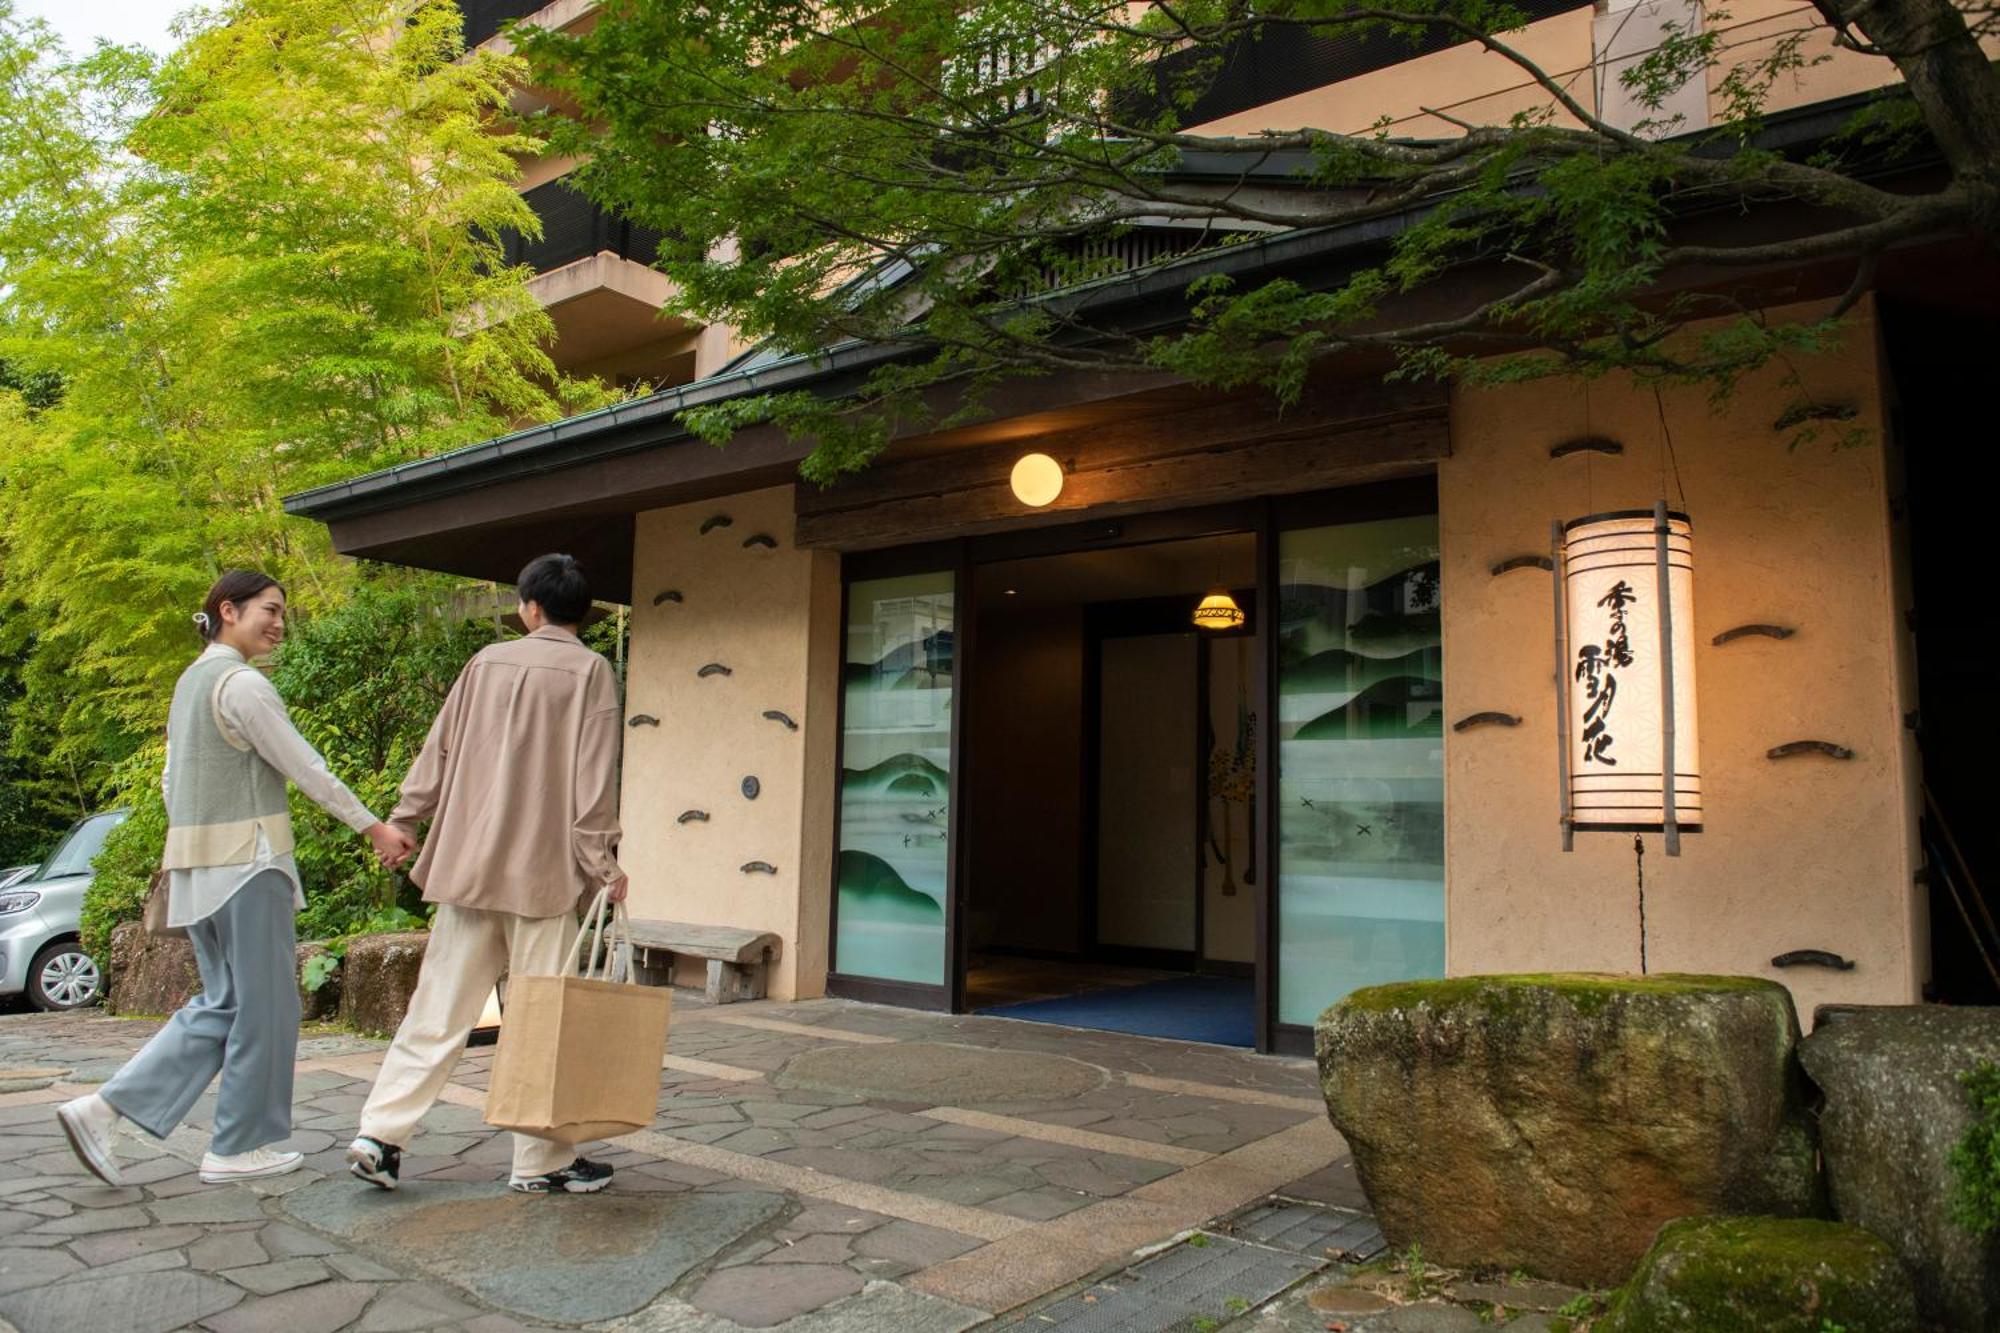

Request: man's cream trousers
left=359, top=903, right=579, bottom=1178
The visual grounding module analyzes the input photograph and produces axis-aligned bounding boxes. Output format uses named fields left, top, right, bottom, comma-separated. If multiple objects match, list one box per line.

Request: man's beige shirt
left=390, top=626, right=623, bottom=919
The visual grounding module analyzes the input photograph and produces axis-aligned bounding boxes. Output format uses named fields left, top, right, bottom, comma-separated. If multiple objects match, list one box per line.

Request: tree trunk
left=1835, top=0, right=2000, bottom=242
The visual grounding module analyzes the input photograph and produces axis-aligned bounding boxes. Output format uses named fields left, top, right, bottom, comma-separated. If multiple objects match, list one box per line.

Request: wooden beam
left=794, top=384, right=1449, bottom=549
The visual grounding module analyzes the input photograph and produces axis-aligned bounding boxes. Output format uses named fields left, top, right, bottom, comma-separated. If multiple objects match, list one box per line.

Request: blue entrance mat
left=978, top=973, right=1255, bottom=1047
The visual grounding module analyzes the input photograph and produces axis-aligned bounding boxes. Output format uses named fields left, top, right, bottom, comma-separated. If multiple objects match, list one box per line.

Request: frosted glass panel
left=836, top=573, right=952, bottom=985
left=1277, top=516, right=1445, bottom=1026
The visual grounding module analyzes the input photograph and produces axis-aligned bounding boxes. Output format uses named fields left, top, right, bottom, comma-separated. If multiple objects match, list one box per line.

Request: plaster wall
left=1438, top=297, right=1923, bottom=1024
left=620, top=485, right=840, bottom=1001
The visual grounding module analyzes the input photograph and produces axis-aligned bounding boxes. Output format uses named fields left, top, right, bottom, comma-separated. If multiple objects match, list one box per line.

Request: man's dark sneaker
left=509, top=1157, right=614, bottom=1194
left=346, top=1135, right=403, bottom=1190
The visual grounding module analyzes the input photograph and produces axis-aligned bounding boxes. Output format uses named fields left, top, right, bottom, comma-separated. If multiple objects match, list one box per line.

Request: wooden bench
left=624, top=920, right=782, bottom=1005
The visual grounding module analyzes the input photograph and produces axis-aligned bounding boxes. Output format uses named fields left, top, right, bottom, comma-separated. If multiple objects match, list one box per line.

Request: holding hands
left=366, top=822, right=416, bottom=869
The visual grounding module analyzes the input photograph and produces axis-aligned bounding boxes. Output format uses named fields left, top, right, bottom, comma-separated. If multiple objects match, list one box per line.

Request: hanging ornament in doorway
left=1192, top=591, right=1245, bottom=630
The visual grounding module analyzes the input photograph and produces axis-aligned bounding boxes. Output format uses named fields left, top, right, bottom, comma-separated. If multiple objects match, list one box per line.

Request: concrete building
left=288, top=0, right=1999, bottom=1054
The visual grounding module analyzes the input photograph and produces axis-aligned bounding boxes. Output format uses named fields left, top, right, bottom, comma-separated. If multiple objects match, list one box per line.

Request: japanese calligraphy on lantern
left=1561, top=511, right=1702, bottom=833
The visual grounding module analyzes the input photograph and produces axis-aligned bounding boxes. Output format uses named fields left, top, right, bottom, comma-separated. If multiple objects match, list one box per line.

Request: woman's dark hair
left=518, top=553, right=591, bottom=626
left=196, top=571, right=284, bottom=642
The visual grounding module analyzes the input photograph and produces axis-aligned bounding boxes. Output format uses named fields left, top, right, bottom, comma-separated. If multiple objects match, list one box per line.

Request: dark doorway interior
left=960, top=533, right=1259, bottom=1045
left=1883, top=298, right=2000, bottom=1005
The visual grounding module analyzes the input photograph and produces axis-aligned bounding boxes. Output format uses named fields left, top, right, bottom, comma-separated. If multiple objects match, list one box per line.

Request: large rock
left=106, top=921, right=202, bottom=1015
left=338, top=930, right=429, bottom=1036
left=1602, top=1215, right=1920, bottom=1332
left=108, top=922, right=345, bottom=1023
left=1317, top=973, right=1821, bottom=1287
left=1799, top=1004, right=2000, bottom=1331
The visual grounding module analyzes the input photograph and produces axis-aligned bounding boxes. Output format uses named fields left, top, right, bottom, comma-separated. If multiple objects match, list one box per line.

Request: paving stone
left=260, top=1220, right=343, bottom=1257
left=0, top=1245, right=83, bottom=1295
left=984, top=1189, right=1086, bottom=1222
left=328, top=1252, right=406, bottom=1281
left=225, top=1256, right=336, bottom=1294
left=150, top=1188, right=271, bottom=1224
left=716, top=1239, right=780, bottom=1269
left=190, top=1229, right=272, bottom=1271
left=849, top=1220, right=981, bottom=1270
left=31, top=1201, right=147, bottom=1233
left=50, top=1183, right=147, bottom=1207
left=84, top=1248, right=189, bottom=1279
left=354, top=1281, right=484, bottom=1330
left=116, top=1154, right=200, bottom=1185
left=762, top=1233, right=855, bottom=1265
left=68, top=1222, right=205, bottom=1265
left=691, top=1262, right=864, bottom=1327
left=784, top=1203, right=887, bottom=1235
left=1371, top=1303, right=1487, bottom=1332
left=283, top=1176, right=787, bottom=1324
left=0, top=1268, right=243, bottom=1333
left=203, top=1279, right=377, bottom=1333
left=13, top=1199, right=72, bottom=1218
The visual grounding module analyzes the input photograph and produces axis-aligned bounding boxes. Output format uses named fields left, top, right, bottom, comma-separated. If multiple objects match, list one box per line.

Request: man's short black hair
left=519, top=553, right=590, bottom=626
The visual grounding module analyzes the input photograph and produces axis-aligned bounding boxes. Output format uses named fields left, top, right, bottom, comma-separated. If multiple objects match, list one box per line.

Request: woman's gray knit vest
left=162, top=653, right=293, bottom=869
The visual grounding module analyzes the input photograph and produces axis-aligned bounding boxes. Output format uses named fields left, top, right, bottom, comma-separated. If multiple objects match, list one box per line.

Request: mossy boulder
left=337, top=930, right=428, bottom=1036
left=1601, top=1216, right=1919, bottom=1332
left=1799, top=1004, right=2000, bottom=1331
left=1317, top=973, right=1821, bottom=1287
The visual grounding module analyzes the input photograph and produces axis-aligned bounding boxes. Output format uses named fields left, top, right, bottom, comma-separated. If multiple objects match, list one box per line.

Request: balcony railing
left=500, top=179, right=670, bottom=274
left=461, top=0, right=548, bottom=51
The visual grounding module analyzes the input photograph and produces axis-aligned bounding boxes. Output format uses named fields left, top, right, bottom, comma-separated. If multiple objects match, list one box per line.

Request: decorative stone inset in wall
left=698, top=663, right=734, bottom=678
left=652, top=589, right=683, bottom=606
left=1712, top=623, right=1795, bottom=646
left=762, top=710, right=799, bottom=731
left=742, top=533, right=778, bottom=550
left=1773, top=400, right=1856, bottom=432
left=741, top=776, right=761, bottom=800
left=628, top=714, right=660, bottom=728
left=700, top=514, right=734, bottom=534
left=740, top=861, right=778, bottom=875
left=1549, top=436, right=1623, bottom=459
left=676, top=810, right=710, bottom=824
left=1767, top=740, right=1855, bottom=760
left=1771, top=948, right=1856, bottom=970
left=1452, top=711, right=1522, bottom=732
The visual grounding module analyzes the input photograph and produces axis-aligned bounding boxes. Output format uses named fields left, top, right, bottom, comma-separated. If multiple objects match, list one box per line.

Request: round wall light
left=1010, top=453, right=1064, bottom=507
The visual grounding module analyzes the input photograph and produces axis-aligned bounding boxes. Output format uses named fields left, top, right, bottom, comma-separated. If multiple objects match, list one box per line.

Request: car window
left=36, top=811, right=129, bottom=880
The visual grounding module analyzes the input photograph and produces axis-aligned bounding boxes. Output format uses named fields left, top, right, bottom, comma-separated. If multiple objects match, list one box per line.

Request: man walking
left=347, top=553, right=627, bottom=1194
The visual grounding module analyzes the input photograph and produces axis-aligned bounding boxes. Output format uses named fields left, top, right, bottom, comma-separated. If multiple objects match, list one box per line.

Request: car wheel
left=28, top=940, right=102, bottom=1011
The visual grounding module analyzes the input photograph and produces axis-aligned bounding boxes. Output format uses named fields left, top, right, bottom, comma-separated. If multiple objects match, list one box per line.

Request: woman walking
left=57, top=572, right=412, bottom=1185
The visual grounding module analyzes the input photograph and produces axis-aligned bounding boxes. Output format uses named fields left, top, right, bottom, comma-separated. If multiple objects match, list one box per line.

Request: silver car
left=1, top=809, right=130, bottom=1010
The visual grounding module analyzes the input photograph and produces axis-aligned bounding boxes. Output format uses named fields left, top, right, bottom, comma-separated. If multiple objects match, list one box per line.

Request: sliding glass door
left=1273, top=510, right=1445, bottom=1029
left=831, top=570, right=956, bottom=997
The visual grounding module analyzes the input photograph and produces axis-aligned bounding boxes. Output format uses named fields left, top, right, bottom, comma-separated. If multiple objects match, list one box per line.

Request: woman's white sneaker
left=199, top=1146, right=303, bottom=1183
left=55, top=1092, right=123, bottom=1186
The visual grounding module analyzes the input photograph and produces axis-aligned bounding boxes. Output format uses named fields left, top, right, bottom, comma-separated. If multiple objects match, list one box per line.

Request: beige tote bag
left=484, top=889, right=671, bottom=1144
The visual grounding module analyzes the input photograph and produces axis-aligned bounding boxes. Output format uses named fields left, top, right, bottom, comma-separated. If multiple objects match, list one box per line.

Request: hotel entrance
left=825, top=481, right=1447, bottom=1054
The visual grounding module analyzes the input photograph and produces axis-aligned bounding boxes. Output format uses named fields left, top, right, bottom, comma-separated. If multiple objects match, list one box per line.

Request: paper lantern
left=1557, top=505, right=1700, bottom=850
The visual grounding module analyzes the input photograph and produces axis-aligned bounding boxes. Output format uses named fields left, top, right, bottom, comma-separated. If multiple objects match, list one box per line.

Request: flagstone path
left=0, top=996, right=1371, bottom=1332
